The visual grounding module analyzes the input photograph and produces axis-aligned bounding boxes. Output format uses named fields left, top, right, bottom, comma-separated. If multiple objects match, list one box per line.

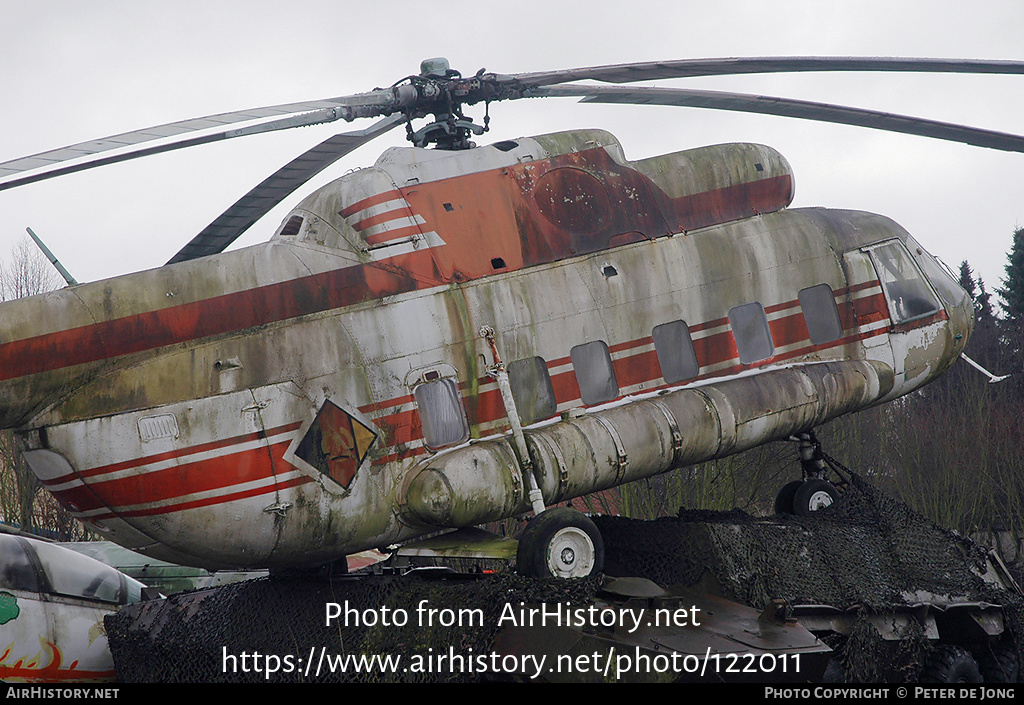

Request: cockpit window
left=31, top=540, right=129, bottom=605
left=867, top=242, right=941, bottom=325
left=0, top=536, right=40, bottom=592
left=915, top=252, right=969, bottom=310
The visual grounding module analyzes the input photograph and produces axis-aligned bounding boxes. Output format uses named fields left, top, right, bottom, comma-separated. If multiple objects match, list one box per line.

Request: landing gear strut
left=774, top=431, right=844, bottom=515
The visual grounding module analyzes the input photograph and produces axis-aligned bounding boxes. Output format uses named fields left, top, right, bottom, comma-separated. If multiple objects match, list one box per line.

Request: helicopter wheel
left=792, top=478, right=840, bottom=516
left=774, top=480, right=804, bottom=515
left=516, top=507, right=605, bottom=579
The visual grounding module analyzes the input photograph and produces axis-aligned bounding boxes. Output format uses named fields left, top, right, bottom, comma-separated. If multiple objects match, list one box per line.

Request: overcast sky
left=1, top=0, right=1022, bottom=298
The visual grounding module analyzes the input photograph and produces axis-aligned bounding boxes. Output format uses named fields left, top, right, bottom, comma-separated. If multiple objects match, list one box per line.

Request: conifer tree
left=959, top=261, right=978, bottom=301
left=998, top=227, right=1024, bottom=363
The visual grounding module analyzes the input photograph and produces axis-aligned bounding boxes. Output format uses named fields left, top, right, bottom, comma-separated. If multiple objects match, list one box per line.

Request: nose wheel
left=774, top=432, right=845, bottom=515
left=516, top=507, right=605, bottom=578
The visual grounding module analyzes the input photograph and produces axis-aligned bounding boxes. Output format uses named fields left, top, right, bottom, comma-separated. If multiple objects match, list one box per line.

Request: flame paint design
left=0, top=638, right=114, bottom=683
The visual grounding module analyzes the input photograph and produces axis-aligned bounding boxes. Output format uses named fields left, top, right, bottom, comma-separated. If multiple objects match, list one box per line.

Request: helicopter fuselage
left=0, top=129, right=971, bottom=569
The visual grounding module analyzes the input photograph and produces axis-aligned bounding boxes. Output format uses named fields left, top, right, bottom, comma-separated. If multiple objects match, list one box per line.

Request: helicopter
left=1, top=57, right=1022, bottom=578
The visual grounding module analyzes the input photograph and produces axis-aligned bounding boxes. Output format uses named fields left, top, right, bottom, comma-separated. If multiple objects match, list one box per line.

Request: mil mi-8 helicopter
left=1, top=57, right=1022, bottom=579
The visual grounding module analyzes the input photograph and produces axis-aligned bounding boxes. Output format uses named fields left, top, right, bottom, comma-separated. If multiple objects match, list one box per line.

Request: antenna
left=25, top=227, right=78, bottom=286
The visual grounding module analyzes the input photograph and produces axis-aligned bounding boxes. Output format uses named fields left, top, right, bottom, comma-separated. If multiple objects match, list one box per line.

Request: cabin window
left=570, top=341, right=618, bottom=405
left=414, top=378, right=470, bottom=450
left=867, top=242, right=940, bottom=324
left=729, top=302, right=774, bottom=364
left=799, top=284, right=844, bottom=345
left=652, top=320, right=699, bottom=383
left=508, top=357, right=557, bottom=425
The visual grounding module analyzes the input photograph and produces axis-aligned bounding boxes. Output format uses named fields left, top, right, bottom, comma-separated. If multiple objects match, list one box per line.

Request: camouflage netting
left=105, top=474, right=1022, bottom=683
left=105, top=570, right=601, bottom=683
left=594, top=474, right=1024, bottom=682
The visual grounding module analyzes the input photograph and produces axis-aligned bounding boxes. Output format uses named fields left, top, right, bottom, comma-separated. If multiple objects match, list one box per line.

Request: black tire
left=977, top=641, right=1020, bottom=683
left=516, top=507, right=605, bottom=579
left=792, top=478, right=839, bottom=516
left=774, top=480, right=804, bottom=515
left=920, top=645, right=983, bottom=683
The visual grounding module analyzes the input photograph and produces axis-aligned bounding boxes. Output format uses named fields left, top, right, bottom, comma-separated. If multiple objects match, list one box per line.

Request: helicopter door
left=841, top=249, right=897, bottom=379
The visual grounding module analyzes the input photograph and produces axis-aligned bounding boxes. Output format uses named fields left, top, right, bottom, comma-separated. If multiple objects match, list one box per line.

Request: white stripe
left=367, top=231, right=446, bottom=261
left=690, top=322, right=731, bottom=340
left=344, top=198, right=411, bottom=224
left=609, top=341, right=655, bottom=360
left=359, top=214, right=425, bottom=238
left=48, top=428, right=299, bottom=491
left=76, top=469, right=306, bottom=518
left=848, top=283, right=883, bottom=299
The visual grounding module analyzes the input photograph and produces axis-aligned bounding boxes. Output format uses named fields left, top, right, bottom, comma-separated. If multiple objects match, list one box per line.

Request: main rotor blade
left=167, top=115, right=405, bottom=264
left=535, top=85, right=1024, bottom=153
left=513, top=57, right=1024, bottom=87
left=0, top=103, right=355, bottom=192
left=5, top=56, right=1023, bottom=194
left=0, top=90, right=407, bottom=193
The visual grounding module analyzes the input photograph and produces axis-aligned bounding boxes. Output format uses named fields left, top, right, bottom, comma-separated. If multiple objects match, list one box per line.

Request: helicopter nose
left=946, top=291, right=973, bottom=351
left=914, top=249, right=974, bottom=352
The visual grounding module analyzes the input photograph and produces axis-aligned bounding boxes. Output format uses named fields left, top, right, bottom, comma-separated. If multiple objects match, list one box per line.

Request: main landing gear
left=774, top=431, right=844, bottom=516
left=516, top=506, right=605, bottom=578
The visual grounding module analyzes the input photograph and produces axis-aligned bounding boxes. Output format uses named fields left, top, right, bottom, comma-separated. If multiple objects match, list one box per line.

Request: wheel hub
left=807, top=490, right=834, bottom=511
left=547, top=527, right=596, bottom=578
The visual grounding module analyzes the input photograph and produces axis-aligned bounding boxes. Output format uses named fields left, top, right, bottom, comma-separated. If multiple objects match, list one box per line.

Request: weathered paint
left=405, top=360, right=893, bottom=528
left=1, top=130, right=971, bottom=569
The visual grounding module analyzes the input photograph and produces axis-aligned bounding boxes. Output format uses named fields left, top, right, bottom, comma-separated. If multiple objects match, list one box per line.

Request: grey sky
left=1, top=0, right=1021, bottom=295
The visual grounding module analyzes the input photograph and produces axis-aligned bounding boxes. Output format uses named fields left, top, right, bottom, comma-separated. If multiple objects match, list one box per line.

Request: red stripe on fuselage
left=89, top=475, right=314, bottom=521
left=41, top=422, right=303, bottom=484
left=370, top=286, right=895, bottom=445
left=52, top=438, right=305, bottom=517
left=0, top=256, right=385, bottom=382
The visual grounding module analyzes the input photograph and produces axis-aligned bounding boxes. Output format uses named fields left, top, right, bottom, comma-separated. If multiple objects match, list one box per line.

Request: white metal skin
left=3, top=588, right=117, bottom=682
left=0, top=130, right=973, bottom=570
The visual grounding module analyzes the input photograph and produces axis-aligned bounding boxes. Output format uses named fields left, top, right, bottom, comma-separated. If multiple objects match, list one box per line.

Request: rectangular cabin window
left=867, top=242, right=940, bottom=324
left=413, top=378, right=470, bottom=450
left=652, top=320, right=699, bottom=383
left=798, top=284, right=844, bottom=345
left=279, top=215, right=304, bottom=237
left=508, top=357, right=557, bottom=425
left=570, top=341, right=619, bottom=406
left=728, top=302, right=774, bottom=364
